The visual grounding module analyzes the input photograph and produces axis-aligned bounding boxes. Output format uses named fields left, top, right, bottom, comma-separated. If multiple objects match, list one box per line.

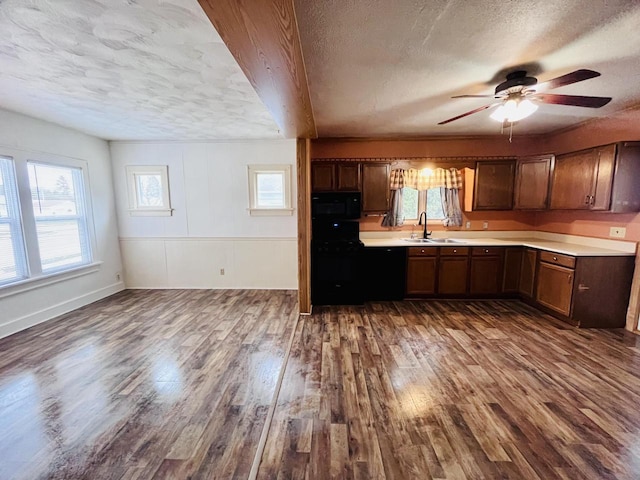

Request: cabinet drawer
left=472, top=247, right=502, bottom=256
left=440, top=247, right=469, bottom=256
left=539, top=251, right=576, bottom=269
left=408, top=247, right=437, bottom=257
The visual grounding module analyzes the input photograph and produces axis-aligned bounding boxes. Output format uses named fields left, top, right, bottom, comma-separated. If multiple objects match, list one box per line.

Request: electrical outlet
left=465, top=221, right=471, bottom=229
left=609, top=227, right=626, bottom=238
left=220, top=268, right=225, bottom=276
left=115, top=272, right=121, bottom=282
left=483, top=221, right=489, bottom=230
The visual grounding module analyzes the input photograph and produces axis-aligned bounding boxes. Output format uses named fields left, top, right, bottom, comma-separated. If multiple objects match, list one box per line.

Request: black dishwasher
left=361, top=247, right=406, bottom=301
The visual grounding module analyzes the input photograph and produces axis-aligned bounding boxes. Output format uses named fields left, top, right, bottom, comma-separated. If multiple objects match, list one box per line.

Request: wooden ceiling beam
left=198, top=0, right=317, bottom=138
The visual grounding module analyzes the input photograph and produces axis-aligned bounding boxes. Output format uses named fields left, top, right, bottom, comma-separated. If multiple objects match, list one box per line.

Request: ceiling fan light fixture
left=490, top=98, right=538, bottom=122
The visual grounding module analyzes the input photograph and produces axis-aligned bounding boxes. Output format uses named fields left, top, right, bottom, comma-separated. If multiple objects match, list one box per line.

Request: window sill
left=128, top=209, right=173, bottom=217
left=0, top=261, right=104, bottom=299
left=248, top=208, right=294, bottom=217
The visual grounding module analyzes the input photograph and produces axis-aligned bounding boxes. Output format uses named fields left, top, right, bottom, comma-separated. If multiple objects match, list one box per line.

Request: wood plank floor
left=0, top=289, right=298, bottom=480
left=4, top=293, right=640, bottom=479
left=257, top=300, right=640, bottom=480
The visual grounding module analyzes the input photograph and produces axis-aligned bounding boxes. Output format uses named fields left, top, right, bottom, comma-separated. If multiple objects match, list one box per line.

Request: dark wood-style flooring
left=3, top=292, right=640, bottom=479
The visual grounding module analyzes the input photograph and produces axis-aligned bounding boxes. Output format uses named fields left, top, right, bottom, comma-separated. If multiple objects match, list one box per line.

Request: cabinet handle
left=585, top=195, right=590, bottom=205
left=553, top=256, right=558, bottom=261
left=589, top=195, right=595, bottom=205
left=453, top=249, right=457, bottom=253
left=485, top=249, right=489, bottom=253
left=421, top=249, right=425, bottom=253
left=578, top=284, right=590, bottom=291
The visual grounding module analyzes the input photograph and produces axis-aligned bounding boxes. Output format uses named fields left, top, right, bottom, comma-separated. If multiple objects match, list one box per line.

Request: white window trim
left=0, top=147, right=99, bottom=292
left=125, top=165, right=173, bottom=216
left=247, top=164, right=294, bottom=216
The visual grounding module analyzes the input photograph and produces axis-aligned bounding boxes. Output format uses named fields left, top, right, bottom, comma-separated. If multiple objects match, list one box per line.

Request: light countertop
left=360, top=236, right=636, bottom=257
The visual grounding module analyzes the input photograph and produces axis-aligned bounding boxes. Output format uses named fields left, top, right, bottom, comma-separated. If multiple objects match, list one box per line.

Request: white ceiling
left=0, top=0, right=281, bottom=141
left=295, top=0, right=640, bottom=137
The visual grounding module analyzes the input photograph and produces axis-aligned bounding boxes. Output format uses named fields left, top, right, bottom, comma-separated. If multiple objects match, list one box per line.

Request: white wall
left=0, top=109, right=124, bottom=338
left=110, top=140, right=298, bottom=289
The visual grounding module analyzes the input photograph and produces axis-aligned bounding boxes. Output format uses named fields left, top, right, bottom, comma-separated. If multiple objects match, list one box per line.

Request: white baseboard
left=0, top=282, right=125, bottom=340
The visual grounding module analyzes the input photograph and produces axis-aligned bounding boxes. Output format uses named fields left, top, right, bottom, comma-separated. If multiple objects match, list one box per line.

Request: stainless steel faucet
left=418, top=211, right=432, bottom=239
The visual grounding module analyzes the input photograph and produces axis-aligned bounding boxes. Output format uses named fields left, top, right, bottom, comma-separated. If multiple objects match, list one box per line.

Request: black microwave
left=311, top=192, right=361, bottom=219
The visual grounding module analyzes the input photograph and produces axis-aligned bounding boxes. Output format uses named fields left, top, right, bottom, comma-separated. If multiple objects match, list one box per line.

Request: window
left=126, top=165, right=172, bottom=216
left=401, top=187, right=445, bottom=222
left=28, top=162, right=91, bottom=272
left=248, top=164, right=293, bottom=216
left=0, top=157, right=27, bottom=285
left=0, top=150, right=96, bottom=291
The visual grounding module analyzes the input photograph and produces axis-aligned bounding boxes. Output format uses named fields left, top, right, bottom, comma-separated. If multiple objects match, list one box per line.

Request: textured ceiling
left=295, top=0, right=640, bottom=137
left=0, top=0, right=280, bottom=140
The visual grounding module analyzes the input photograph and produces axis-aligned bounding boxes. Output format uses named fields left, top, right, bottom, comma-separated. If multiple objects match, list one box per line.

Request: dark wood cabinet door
left=502, top=247, right=522, bottom=293
left=406, top=257, right=437, bottom=295
left=550, top=150, right=597, bottom=209
left=362, top=163, right=390, bottom=214
left=473, top=160, right=515, bottom=210
left=572, top=256, right=635, bottom=328
left=336, top=163, right=361, bottom=191
left=469, top=256, right=503, bottom=294
left=590, top=144, right=615, bottom=211
left=438, top=257, right=468, bottom=294
left=311, top=164, right=335, bottom=192
left=514, top=156, right=552, bottom=209
left=536, top=262, right=574, bottom=316
left=519, top=248, right=537, bottom=297
left=611, top=142, right=640, bottom=213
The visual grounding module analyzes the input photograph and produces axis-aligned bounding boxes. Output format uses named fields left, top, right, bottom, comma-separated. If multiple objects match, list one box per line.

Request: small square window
left=126, top=165, right=172, bottom=216
left=248, top=165, right=293, bottom=216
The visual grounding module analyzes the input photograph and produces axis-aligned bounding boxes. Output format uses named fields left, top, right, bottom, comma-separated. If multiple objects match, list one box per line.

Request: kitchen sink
left=402, top=238, right=466, bottom=244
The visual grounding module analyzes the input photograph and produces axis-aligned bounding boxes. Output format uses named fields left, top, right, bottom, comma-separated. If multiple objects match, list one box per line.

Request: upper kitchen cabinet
left=514, top=155, right=553, bottom=210
left=472, top=160, right=516, bottom=210
left=550, top=146, right=613, bottom=210
left=610, top=142, right=640, bottom=213
left=311, top=163, right=361, bottom=192
left=362, top=163, right=390, bottom=214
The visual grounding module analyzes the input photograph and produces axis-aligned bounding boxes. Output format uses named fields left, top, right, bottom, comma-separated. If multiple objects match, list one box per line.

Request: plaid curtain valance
left=389, top=168, right=462, bottom=191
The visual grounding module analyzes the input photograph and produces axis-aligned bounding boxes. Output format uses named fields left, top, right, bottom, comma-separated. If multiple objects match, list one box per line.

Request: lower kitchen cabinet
left=533, top=251, right=635, bottom=328
left=438, top=247, right=469, bottom=294
left=536, top=261, right=574, bottom=316
left=519, top=248, right=537, bottom=297
left=469, top=248, right=504, bottom=295
left=362, top=247, right=406, bottom=300
left=502, top=247, right=523, bottom=293
left=406, top=247, right=437, bottom=295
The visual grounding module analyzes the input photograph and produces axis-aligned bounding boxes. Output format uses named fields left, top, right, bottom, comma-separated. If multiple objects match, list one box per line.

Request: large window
left=0, top=152, right=95, bottom=289
left=28, top=162, right=91, bottom=272
left=402, top=187, right=445, bottom=222
left=0, top=157, right=27, bottom=285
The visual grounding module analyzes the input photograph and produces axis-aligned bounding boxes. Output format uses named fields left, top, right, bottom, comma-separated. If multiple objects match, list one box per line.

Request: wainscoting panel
left=120, top=237, right=298, bottom=289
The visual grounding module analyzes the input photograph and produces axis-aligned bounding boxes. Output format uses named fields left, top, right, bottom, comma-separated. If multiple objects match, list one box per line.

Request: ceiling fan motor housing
left=495, top=70, right=538, bottom=95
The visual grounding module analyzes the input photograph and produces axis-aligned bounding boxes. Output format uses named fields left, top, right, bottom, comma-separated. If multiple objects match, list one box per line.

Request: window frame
left=0, top=156, right=28, bottom=285
left=125, top=165, right=173, bottom=216
left=27, top=160, right=93, bottom=274
left=247, top=164, right=293, bottom=216
left=0, top=148, right=98, bottom=292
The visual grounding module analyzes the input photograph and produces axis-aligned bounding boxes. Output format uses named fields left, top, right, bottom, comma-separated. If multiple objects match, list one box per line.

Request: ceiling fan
left=438, top=69, right=612, bottom=125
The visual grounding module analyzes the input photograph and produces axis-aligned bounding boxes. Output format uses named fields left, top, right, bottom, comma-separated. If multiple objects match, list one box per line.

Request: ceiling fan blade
left=451, top=95, right=497, bottom=98
left=535, top=69, right=601, bottom=91
left=535, top=93, right=612, bottom=108
left=438, top=104, right=496, bottom=125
